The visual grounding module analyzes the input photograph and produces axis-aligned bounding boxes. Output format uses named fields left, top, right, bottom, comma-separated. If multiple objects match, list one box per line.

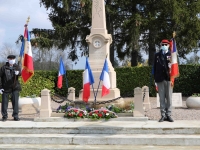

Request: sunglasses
left=162, top=44, right=168, bottom=46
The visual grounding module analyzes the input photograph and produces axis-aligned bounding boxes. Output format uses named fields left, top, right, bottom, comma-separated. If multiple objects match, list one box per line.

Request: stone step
left=1, top=126, right=200, bottom=134
left=0, top=144, right=200, bottom=150
left=34, top=116, right=148, bottom=122
left=0, top=120, right=200, bottom=135
left=0, top=134, right=200, bottom=146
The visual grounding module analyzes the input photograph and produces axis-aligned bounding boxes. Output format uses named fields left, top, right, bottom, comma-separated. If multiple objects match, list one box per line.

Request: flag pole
left=92, top=84, right=97, bottom=107
left=170, top=31, right=176, bottom=87
left=94, top=54, right=108, bottom=105
left=18, top=16, right=30, bottom=66
left=173, top=31, right=176, bottom=38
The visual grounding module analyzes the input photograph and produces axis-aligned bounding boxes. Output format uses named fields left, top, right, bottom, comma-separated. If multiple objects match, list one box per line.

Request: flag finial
left=26, top=16, right=30, bottom=25
left=173, top=31, right=176, bottom=38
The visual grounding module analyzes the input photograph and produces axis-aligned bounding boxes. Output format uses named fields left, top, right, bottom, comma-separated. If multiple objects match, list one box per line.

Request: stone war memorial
left=1, top=0, right=200, bottom=149
left=78, top=0, right=122, bottom=103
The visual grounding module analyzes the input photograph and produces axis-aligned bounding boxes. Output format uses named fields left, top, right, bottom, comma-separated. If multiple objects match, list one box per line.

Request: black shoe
left=167, top=116, right=174, bottom=122
left=14, top=117, right=20, bottom=121
left=164, top=117, right=168, bottom=121
left=2, top=117, right=7, bottom=122
left=159, top=116, right=166, bottom=122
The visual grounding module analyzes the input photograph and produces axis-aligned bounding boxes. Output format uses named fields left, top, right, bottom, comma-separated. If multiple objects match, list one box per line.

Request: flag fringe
left=21, top=66, right=34, bottom=83
left=21, top=73, right=34, bottom=83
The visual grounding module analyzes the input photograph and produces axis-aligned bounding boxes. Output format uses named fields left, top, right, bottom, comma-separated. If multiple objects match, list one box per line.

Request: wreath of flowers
left=64, top=108, right=87, bottom=119
left=57, top=104, right=118, bottom=120
left=88, top=108, right=118, bottom=120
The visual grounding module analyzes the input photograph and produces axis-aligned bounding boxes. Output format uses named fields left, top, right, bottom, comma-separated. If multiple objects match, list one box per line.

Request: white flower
left=83, top=110, right=87, bottom=115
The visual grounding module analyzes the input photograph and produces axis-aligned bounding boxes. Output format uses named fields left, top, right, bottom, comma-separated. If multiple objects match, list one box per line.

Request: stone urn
left=186, top=96, right=200, bottom=109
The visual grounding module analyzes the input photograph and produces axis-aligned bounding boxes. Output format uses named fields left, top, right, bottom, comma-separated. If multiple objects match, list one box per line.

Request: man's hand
left=171, top=78, right=175, bottom=87
left=168, top=63, right=171, bottom=68
left=155, top=83, right=158, bottom=91
left=15, top=71, right=19, bottom=75
left=0, top=89, right=4, bottom=94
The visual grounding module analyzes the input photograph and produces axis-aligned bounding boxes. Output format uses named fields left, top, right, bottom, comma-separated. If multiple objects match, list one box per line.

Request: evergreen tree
left=139, top=0, right=200, bottom=65
left=33, top=0, right=200, bottom=66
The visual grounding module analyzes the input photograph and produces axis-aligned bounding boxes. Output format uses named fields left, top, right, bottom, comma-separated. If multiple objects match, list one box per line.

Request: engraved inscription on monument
left=90, top=49, right=105, bottom=60
left=157, top=93, right=182, bottom=107
left=93, top=0, right=102, bottom=18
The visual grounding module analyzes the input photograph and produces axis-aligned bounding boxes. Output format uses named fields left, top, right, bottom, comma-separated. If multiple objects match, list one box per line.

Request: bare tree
left=32, top=47, right=72, bottom=70
left=0, top=43, right=19, bottom=62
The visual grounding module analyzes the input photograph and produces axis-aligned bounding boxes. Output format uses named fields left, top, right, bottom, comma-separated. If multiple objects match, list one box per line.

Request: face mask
left=8, top=59, right=15, bottom=65
left=161, top=45, right=169, bottom=51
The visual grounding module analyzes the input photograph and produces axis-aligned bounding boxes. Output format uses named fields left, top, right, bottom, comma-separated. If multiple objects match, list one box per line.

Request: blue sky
left=0, top=0, right=85, bottom=69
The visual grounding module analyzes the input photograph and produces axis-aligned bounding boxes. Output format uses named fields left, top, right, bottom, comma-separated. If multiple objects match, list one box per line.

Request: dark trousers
left=1, top=90, right=19, bottom=118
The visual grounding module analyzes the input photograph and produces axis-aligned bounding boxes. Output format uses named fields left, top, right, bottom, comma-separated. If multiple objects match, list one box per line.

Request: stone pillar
left=68, top=87, right=75, bottom=101
left=40, top=89, right=52, bottom=118
left=142, top=86, right=151, bottom=110
left=133, top=87, right=144, bottom=117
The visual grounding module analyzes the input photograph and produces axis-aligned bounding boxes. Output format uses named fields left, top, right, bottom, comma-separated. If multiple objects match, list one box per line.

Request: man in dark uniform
left=153, top=39, right=174, bottom=122
left=0, top=55, right=22, bottom=121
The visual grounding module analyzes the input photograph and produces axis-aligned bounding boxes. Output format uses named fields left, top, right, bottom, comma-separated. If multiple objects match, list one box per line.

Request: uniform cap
left=7, top=55, right=16, bottom=59
left=161, top=39, right=170, bottom=44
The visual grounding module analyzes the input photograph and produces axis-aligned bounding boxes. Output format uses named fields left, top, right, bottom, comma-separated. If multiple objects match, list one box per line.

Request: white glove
left=155, top=83, right=158, bottom=91
left=0, top=89, right=4, bottom=94
left=168, top=63, right=171, bottom=68
left=15, top=71, right=19, bottom=75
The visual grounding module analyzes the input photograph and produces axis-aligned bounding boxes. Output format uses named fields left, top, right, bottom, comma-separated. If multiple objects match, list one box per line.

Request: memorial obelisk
left=79, top=0, right=122, bottom=101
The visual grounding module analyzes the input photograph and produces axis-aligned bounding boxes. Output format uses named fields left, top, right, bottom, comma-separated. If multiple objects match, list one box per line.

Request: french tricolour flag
left=21, top=24, right=34, bottom=83
left=57, top=57, right=66, bottom=89
left=170, top=38, right=179, bottom=86
left=100, top=58, right=110, bottom=97
left=82, top=58, right=94, bottom=102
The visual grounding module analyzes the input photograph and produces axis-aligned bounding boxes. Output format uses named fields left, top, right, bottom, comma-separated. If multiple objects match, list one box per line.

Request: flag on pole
left=21, top=24, right=34, bottom=83
left=170, top=38, right=179, bottom=86
left=82, top=58, right=94, bottom=103
left=57, top=57, right=66, bottom=89
left=100, top=58, right=110, bottom=97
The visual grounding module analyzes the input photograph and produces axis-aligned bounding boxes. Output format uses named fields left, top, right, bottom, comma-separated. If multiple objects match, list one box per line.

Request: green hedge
left=173, top=65, right=200, bottom=96
left=3, top=65, right=199, bottom=98
left=115, top=65, right=200, bottom=97
left=19, top=70, right=83, bottom=97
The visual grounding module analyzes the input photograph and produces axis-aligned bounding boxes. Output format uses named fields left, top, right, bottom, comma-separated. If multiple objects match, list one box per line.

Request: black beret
left=7, top=55, right=16, bottom=59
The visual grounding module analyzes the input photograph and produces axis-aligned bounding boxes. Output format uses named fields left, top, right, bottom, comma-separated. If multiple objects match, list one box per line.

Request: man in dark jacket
left=153, top=39, right=173, bottom=122
left=0, top=55, right=22, bottom=121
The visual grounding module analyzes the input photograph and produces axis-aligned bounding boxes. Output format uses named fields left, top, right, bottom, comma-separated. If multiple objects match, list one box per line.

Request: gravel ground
left=1, top=97, right=199, bottom=121
left=145, top=97, right=199, bottom=121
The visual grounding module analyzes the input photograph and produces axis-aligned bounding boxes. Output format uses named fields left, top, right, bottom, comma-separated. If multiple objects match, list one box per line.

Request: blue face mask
left=161, top=45, right=168, bottom=51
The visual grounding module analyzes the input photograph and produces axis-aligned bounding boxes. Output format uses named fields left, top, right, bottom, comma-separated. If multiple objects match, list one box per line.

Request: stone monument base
left=79, top=88, right=121, bottom=101
left=78, top=88, right=124, bottom=108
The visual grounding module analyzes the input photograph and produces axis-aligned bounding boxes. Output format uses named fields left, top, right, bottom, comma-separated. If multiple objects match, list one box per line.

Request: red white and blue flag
left=21, top=24, right=34, bottom=83
left=170, top=38, right=179, bottom=86
left=83, top=58, right=94, bottom=102
left=57, top=57, right=66, bottom=89
left=100, top=58, right=110, bottom=97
